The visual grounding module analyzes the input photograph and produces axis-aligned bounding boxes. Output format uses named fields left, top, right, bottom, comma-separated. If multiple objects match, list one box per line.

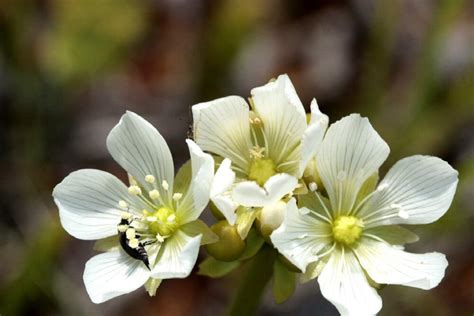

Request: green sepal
left=180, top=220, right=219, bottom=245
left=355, top=172, right=379, bottom=204
left=272, top=258, right=296, bottom=304
left=93, top=235, right=119, bottom=252
left=365, top=225, right=419, bottom=245
left=300, top=260, right=325, bottom=284
left=174, top=160, right=192, bottom=194
left=238, top=228, right=264, bottom=261
left=144, top=278, right=162, bottom=296
left=236, top=206, right=257, bottom=239
left=198, top=256, right=240, bottom=278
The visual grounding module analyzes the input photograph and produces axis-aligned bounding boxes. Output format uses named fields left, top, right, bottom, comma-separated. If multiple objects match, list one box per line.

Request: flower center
left=145, top=207, right=178, bottom=237
left=248, top=158, right=276, bottom=186
left=332, top=215, right=364, bottom=246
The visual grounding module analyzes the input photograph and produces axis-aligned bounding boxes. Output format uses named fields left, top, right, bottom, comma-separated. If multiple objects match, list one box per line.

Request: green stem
left=227, top=246, right=276, bottom=316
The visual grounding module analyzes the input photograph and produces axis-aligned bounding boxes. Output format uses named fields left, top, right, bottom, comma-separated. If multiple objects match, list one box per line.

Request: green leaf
left=180, top=220, right=218, bottom=245
left=198, top=256, right=240, bottom=278
left=174, top=160, right=192, bottom=194
left=236, top=206, right=257, bottom=239
left=238, top=228, right=264, bottom=260
left=272, top=259, right=296, bottom=304
left=365, top=225, right=419, bottom=245
left=93, top=235, right=119, bottom=252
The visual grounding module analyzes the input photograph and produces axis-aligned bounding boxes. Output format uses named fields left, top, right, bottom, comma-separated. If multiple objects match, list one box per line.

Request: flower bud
left=206, top=220, right=246, bottom=262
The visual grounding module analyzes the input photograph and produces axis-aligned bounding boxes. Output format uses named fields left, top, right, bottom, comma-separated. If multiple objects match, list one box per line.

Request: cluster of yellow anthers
left=119, top=174, right=184, bottom=243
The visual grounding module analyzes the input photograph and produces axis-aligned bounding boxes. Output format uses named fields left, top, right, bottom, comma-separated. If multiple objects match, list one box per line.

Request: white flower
left=193, top=74, right=328, bottom=229
left=53, top=111, right=216, bottom=303
left=271, top=114, right=458, bottom=315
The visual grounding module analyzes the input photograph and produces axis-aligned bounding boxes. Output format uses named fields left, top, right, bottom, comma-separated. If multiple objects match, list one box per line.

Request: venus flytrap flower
left=53, top=111, right=217, bottom=303
left=271, top=114, right=458, bottom=315
left=193, top=74, right=328, bottom=237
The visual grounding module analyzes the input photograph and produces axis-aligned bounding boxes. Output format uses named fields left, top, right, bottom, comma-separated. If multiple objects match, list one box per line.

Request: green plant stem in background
left=227, top=246, right=276, bottom=316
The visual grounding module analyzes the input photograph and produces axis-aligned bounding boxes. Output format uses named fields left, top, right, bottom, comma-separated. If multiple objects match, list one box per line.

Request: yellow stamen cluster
left=332, top=216, right=364, bottom=246
left=143, top=207, right=178, bottom=236
left=248, top=158, right=277, bottom=186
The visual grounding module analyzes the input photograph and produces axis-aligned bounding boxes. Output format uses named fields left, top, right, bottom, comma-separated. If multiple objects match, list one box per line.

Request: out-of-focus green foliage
left=41, top=0, right=148, bottom=83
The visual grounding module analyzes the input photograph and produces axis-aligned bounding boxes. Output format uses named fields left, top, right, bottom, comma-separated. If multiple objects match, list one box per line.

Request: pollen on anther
left=167, top=214, right=176, bottom=222
left=398, top=209, right=409, bottom=219
left=121, top=211, right=132, bottom=220
left=145, top=174, right=156, bottom=183
left=156, top=234, right=165, bottom=243
left=129, top=238, right=139, bottom=248
left=309, top=182, right=318, bottom=192
left=173, top=193, right=183, bottom=201
left=146, top=216, right=158, bottom=222
left=126, top=228, right=136, bottom=239
left=149, top=189, right=160, bottom=200
left=118, top=200, right=128, bottom=209
left=118, top=224, right=128, bottom=232
left=162, top=180, right=169, bottom=191
left=128, top=185, right=142, bottom=195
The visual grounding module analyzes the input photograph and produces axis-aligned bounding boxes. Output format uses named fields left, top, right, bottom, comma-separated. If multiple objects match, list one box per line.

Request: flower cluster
left=53, top=75, right=458, bottom=315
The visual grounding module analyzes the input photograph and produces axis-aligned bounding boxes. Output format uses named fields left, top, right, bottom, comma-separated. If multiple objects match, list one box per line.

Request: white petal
left=271, top=199, right=331, bottom=272
left=192, top=96, right=252, bottom=170
left=53, top=169, right=144, bottom=240
left=299, top=99, right=329, bottom=176
left=318, top=249, right=382, bottom=316
left=176, top=140, right=214, bottom=224
left=151, top=230, right=201, bottom=279
left=83, top=250, right=150, bottom=303
left=316, top=114, right=389, bottom=215
left=355, top=238, right=448, bottom=290
left=106, top=111, right=174, bottom=203
left=358, top=155, right=458, bottom=227
left=210, top=159, right=238, bottom=224
left=232, top=173, right=298, bottom=207
left=251, top=74, right=307, bottom=167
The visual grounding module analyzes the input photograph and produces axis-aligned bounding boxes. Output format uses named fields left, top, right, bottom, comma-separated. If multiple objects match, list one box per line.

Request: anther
left=126, top=228, right=136, bottom=240
left=117, top=224, right=128, bottom=232
left=145, top=174, right=156, bottom=183
left=118, top=200, right=128, bottom=209
left=146, top=216, right=158, bottom=222
left=162, top=180, right=169, bottom=191
left=128, top=185, right=142, bottom=195
left=172, top=193, right=183, bottom=201
left=128, top=238, right=139, bottom=248
left=309, top=182, right=318, bottom=192
left=398, top=209, right=409, bottom=219
left=156, top=234, right=165, bottom=243
left=121, top=211, right=132, bottom=220
left=149, top=189, right=160, bottom=200
left=167, top=214, right=176, bottom=223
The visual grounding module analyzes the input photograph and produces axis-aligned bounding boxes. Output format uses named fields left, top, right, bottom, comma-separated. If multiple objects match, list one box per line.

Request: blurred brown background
left=0, top=0, right=473, bottom=315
